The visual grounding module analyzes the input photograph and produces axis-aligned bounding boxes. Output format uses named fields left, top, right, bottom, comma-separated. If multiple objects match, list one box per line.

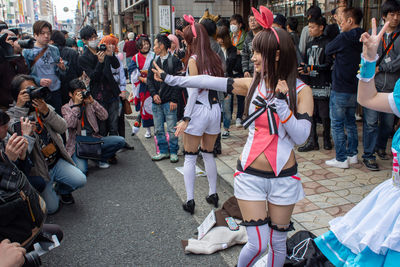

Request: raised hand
left=152, top=61, right=165, bottom=82
left=20, top=117, right=34, bottom=136
left=360, top=18, right=389, bottom=61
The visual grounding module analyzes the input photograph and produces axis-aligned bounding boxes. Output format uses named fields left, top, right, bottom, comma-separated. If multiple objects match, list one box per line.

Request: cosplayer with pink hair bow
left=183, top=14, right=197, bottom=38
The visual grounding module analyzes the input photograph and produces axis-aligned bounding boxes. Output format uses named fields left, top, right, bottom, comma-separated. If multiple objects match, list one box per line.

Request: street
left=41, top=123, right=240, bottom=267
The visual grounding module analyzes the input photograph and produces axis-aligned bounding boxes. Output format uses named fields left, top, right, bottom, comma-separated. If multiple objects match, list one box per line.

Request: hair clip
left=183, top=14, right=197, bottom=38
left=251, top=6, right=280, bottom=44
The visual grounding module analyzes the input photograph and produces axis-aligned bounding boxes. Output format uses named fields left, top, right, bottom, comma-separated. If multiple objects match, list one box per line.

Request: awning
left=123, top=0, right=147, bottom=13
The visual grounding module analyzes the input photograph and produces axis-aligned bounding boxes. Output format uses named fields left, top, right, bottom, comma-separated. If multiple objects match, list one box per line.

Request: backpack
left=284, top=230, right=334, bottom=267
left=0, top=152, right=47, bottom=248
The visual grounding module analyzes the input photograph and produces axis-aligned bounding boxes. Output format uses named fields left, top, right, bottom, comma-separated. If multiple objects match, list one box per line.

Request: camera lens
left=23, top=251, right=41, bottom=267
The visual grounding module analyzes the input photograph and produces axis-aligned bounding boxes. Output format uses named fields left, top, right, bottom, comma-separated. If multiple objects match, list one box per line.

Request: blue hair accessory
left=357, top=54, right=379, bottom=82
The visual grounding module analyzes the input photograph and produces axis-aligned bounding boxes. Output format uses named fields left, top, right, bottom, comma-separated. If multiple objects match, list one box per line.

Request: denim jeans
left=72, top=135, right=126, bottom=174
left=99, top=98, right=120, bottom=136
left=329, top=90, right=358, bottom=162
left=222, top=95, right=232, bottom=130
left=152, top=102, right=179, bottom=154
left=362, top=107, right=394, bottom=159
left=41, top=158, right=86, bottom=214
left=231, top=95, right=245, bottom=119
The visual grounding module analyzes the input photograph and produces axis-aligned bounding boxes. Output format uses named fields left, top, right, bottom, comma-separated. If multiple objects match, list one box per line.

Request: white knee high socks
left=267, top=228, right=288, bottom=267
left=201, top=152, right=217, bottom=196
left=183, top=154, right=197, bottom=201
left=237, top=224, right=270, bottom=267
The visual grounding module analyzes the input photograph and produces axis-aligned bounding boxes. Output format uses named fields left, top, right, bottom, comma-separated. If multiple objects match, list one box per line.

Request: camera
left=0, top=33, right=16, bottom=60
left=97, top=44, right=107, bottom=52
left=24, top=86, right=51, bottom=108
left=81, top=90, right=91, bottom=99
left=18, top=38, right=35, bottom=49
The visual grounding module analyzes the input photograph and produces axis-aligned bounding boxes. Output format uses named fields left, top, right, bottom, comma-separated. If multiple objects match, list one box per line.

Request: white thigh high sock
left=201, top=151, right=217, bottom=196
left=237, top=224, right=270, bottom=267
left=267, top=228, right=288, bottom=267
left=183, top=153, right=198, bottom=201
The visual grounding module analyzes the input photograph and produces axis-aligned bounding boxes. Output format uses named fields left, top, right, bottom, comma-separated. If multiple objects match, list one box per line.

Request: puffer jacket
left=376, top=25, right=400, bottom=92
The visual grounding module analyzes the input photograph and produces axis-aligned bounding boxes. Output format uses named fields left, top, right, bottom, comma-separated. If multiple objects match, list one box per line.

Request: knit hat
left=99, top=34, right=119, bottom=52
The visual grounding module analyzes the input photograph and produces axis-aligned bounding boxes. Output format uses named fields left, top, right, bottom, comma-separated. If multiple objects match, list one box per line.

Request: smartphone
left=12, top=121, right=22, bottom=136
left=225, top=217, right=239, bottom=231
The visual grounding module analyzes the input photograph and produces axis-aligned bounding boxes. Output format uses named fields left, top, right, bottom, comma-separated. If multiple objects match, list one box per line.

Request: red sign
left=146, top=7, right=149, bottom=17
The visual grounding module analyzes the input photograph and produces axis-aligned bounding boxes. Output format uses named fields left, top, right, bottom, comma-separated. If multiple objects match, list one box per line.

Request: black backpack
left=0, top=152, right=47, bottom=247
left=284, top=230, right=334, bottom=267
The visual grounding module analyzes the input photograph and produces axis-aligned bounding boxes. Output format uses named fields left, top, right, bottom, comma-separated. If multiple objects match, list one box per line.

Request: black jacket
left=325, top=27, right=364, bottom=94
left=225, top=46, right=243, bottom=78
left=241, top=31, right=254, bottom=74
left=147, top=54, right=183, bottom=104
left=78, top=47, right=120, bottom=102
left=58, top=46, right=83, bottom=104
left=303, top=35, right=333, bottom=92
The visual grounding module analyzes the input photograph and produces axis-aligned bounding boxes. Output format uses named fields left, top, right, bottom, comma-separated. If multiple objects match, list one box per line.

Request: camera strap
left=34, top=108, right=44, bottom=134
left=31, top=46, right=48, bottom=70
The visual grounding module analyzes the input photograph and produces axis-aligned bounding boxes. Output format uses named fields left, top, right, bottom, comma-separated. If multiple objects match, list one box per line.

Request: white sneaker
left=98, top=161, right=110, bottom=169
left=347, top=155, right=358, bottom=164
left=325, top=158, right=349, bottom=169
left=236, top=118, right=242, bottom=127
left=144, top=128, right=151, bottom=139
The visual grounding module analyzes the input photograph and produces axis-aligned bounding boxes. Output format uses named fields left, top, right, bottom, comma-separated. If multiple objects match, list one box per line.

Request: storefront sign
left=159, top=5, right=170, bottom=31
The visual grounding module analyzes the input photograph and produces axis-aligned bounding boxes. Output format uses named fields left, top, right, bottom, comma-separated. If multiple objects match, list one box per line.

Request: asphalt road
left=41, top=136, right=230, bottom=267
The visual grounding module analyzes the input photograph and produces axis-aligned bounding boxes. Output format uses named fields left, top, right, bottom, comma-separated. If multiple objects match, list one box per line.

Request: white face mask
left=88, top=39, right=99, bottom=48
left=230, top=24, right=238, bottom=33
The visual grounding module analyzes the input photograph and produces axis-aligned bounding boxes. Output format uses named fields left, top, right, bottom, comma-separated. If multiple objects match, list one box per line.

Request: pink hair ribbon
left=251, top=6, right=280, bottom=44
left=183, top=14, right=197, bottom=38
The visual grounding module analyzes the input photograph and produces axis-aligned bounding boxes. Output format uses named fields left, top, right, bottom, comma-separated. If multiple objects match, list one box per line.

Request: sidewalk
left=216, top=122, right=392, bottom=236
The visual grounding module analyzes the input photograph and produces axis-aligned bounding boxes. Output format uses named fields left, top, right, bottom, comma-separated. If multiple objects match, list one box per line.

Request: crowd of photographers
left=0, top=19, right=133, bottom=266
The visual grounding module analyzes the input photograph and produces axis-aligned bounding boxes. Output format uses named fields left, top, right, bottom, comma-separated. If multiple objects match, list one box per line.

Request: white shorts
left=233, top=171, right=305, bottom=205
left=185, top=103, right=221, bottom=136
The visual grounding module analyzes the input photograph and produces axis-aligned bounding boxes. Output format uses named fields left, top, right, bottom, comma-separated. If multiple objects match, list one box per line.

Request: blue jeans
left=329, top=90, right=358, bottom=162
left=41, top=158, right=86, bottom=214
left=362, top=107, right=394, bottom=159
left=222, top=95, right=232, bottom=130
left=72, top=135, right=126, bottom=174
left=152, top=102, right=179, bottom=154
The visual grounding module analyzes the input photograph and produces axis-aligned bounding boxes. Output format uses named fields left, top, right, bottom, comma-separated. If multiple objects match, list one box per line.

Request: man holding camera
left=0, top=28, right=29, bottom=110
left=22, top=20, right=66, bottom=115
left=62, top=79, right=125, bottom=172
left=78, top=26, right=122, bottom=138
left=7, top=74, right=86, bottom=214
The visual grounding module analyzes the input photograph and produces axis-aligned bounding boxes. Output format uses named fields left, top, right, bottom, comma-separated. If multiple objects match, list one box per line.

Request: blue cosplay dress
left=315, top=79, right=400, bottom=266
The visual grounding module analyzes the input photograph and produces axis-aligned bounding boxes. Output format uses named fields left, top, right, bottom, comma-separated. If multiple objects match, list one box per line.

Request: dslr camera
left=97, top=44, right=107, bottom=52
left=81, top=90, right=91, bottom=99
left=24, top=86, right=51, bottom=107
left=8, top=36, right=35, bottom=49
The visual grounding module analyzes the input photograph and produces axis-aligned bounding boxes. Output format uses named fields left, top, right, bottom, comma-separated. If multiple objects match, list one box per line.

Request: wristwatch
left=182, top=117, right=191, bottom=122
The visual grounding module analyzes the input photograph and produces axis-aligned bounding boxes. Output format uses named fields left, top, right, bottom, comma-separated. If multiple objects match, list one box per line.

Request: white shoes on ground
left=347, top=155, right=358, bottom=164
left=144, top=128, right=151, bottom=139
left=98, top=161, right=110, bottom=169
left=325, top=158, right=349, bottom=169
left=236, top=118, right=242, bottom=127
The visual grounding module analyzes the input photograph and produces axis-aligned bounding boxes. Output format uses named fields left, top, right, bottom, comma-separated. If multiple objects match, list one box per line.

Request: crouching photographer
left=7, top=74, right=86, bottom=214
left=61, top=79, right=125, bottom=173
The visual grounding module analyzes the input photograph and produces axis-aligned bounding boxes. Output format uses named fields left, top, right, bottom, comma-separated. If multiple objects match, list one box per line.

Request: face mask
left=88, top=39, right=99, bottom=48
left=230, top=24, right=238, bottom=33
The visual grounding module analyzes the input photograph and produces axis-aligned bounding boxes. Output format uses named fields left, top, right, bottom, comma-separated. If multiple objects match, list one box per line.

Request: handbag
left=75, top=135, right=104, bottom=160
left=123, top=99, right=132, bottom=114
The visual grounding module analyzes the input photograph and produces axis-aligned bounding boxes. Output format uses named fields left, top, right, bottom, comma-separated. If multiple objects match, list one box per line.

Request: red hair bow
left=251, top=6, right=280, bottom=44
left=183, top=14, right=197, bottom=38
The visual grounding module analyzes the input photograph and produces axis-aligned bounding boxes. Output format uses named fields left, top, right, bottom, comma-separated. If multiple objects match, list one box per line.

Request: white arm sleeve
left=274, top=98, right=311, bottom=145
left=183, top=88, right=199, bottom=119
left=164, top=74, right=228, bottom=92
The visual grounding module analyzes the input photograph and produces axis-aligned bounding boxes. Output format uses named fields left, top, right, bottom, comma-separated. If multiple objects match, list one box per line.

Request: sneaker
left=222, top=130, right=230, bottom=139
left=60, top=193, right=75, bottom=205
left=108, top=155, right=118, bottom=165
left=236, top=118, right=242, bottom=127
left=362, top=158, right=380, bottom=171
left=347, top=155, right=358, bottom=164
left=325, top=158, right=349, bottom=169
left=98, top=161, right=110, bottom=169
left=144, top=128, right=151, bottom=139
left=152, top=153, right=170, bottom=161
left=376, top=149, right=389, bottom=160
left=170, top=154, right=179, bottom=163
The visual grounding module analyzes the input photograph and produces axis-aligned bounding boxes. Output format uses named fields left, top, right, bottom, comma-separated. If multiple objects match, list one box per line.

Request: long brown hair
left=244, top=27, right=298, bottom=116
left=183, top=23, right=224, bottom=77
